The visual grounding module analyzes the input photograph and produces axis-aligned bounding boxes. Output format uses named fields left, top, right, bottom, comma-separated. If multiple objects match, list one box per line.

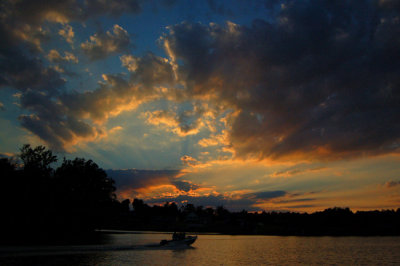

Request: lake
left=1, top=232, right=400, bottom=265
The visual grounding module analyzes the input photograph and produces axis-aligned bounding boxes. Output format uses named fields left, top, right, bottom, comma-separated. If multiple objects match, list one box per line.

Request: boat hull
left=160, top=236, right=197, bottom=246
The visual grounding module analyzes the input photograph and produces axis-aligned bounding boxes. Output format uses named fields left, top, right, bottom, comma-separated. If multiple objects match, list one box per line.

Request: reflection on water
left=1, top=233, right=400, bottom=265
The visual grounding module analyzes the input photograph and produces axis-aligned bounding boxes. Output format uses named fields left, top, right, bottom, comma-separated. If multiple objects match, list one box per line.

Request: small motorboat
left=160, top=232, right=197, bottom=246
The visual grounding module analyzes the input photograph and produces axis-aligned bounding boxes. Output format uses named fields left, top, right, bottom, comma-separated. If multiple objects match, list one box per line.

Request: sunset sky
left=1, top=0, right=399, bottom=212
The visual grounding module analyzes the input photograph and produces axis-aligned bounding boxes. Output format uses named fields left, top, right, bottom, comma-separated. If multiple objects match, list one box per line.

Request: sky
left=0, top=0, right=399, bottom=212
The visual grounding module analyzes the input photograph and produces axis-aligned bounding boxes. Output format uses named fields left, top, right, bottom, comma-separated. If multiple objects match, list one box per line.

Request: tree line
left=113, top=199, right=400, bottom=236
left=0, top=144, right=123, bottom=244
left=1, top=145, right=399, bottom=244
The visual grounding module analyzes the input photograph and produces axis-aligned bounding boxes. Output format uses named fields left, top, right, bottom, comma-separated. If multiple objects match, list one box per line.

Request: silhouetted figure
left=172, top=232, right=185, bottom=240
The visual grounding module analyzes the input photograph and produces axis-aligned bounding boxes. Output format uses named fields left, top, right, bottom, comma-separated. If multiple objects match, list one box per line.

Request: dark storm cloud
left=163, top=0, right=400, bottom=160
left=0, top=42, right=65, bottom=95
left=18, top=90, right=103, bottom=151
left=18, top=91, right=104, bottom=151
left=145, top=189, right=289, bottom=211
left=146, top=194, right=229, bottom=208
left=171, top=180, right=199, bottom=192
left=0, top=153, right=14, bottom=159
left=251, top=190, right=287, bottom=199
left=129, top=53, right=176, bottom=88
left=385, top=180, right=400, bottom=188
left=5, top=0, right=141, bottom=25
left=274, top=198, right=315, bottom=204
left=106, top=169, right=180, bottom=190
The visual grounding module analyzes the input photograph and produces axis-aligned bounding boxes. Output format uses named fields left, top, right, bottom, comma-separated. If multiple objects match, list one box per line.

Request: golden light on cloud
left=108, top=126, right=123, bottom=134
left=62, top=126, right=107, bottom=153
left=47, top=49, right=78, bottom=63
left=198, top=130, right=229, bottom=147
left=142, top=109, right=204, bottom=137
left=180, top=155, right=198, bottom=166
left=58, top=24, right=74, bottom=44
left=120, top=55, right=139, bottom=72
left=270, top=167, right=328, bottom=178
left=43, top=11, right=69, bottom=24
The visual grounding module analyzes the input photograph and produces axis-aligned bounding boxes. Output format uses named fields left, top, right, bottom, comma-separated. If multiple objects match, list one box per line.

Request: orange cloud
left=198, top=130, right=229, bottom=147
left=180, top=155, right=198, bottom=166
left=58, top=24, right=74, bottom=44
left=142, top=109, right=204, bottom=137
left=47, top=50, right=78, bottom=63
left=270, top=167, right=328, bottom=178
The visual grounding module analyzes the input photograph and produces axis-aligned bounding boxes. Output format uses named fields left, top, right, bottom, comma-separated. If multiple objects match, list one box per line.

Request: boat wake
left=0, top=243, right=194, bottom=257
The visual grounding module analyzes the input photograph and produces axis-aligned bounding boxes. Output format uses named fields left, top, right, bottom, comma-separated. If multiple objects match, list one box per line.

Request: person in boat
left=172, top=231, right=186, bottom=240
left=160, top=232, right=196, bottom=246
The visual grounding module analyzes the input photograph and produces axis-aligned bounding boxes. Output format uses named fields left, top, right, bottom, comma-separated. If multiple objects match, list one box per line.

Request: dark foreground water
left=1, top=232, right=400, bottom=265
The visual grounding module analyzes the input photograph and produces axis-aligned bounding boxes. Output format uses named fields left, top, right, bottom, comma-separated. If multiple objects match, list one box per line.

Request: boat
left=160, top=232, right=197, bottom=246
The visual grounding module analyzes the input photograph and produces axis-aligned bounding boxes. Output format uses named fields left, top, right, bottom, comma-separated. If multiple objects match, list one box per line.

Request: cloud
left=60, top=73, right=163, bottom=124
left=385, top=180, right=400, bottom=188
left=58, top=24, right=74, bottom=44
left=3, top=0, right=141, bottom=25
left=0, top=0, right=141, bottom=51
left=273, top=198, right=316, bottom=205
left=270, top=166, right=327, bottom=178
left=171, top=180, right=199, bottom=192
left=160, top=1, right=400, bottom=160
left=81, top=25, right=131, bottom=61
left=106, top=169, right=212, bottom=200
left=142, top=99, right=219, bottom=138
left=144, top=189, right=289, bottom=211
left=0, top=152, right=16, bottom=159
left=129, top=53, right=176, bottom=88
left=3, top=0, right=400, bottom=161
left=143, top=109, right=204, bottom=137
left=47, top=49, right=78, bottom=63
left=26, top=51, right=176, bottom=149
left=106, top=169, right=180, bottom=190
left=107, top=167, right=298, bottom=211
left=250, top=190, right=287, bottom=200
left=180, top=155, right=198, bottom=166
left=11, top=54, right=169, bottom=150
left=198, top=130, right=228, bottom=147
left=0, top=0, right=143, bottom=150
left=18, top=90, right=105, bottom=151
left=120, top=55, right=139, bottom=72
left=0, top=45, right=65, bottom=95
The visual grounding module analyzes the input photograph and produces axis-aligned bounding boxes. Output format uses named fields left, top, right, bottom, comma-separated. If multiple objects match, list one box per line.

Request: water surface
left=1, top=232, right=400, bottom=265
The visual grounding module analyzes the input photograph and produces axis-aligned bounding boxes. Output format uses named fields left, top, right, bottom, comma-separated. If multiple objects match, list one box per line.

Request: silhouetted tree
left=55, top=158, right=116, bottom=231
left=1, top=145, right=121, bottom=243
left=0, top=158, right=18, bottom=227
left=119, top=199, right=400, bottom=236
left=20, top=144, right=57, bottom=175
left=121, top=198, right=131, bottom=209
